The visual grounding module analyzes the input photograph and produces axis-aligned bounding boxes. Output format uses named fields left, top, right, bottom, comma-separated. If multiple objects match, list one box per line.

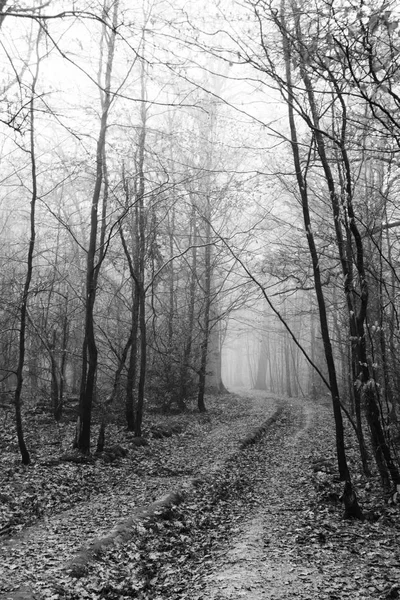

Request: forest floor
left=0, top=390, right=399, bottom=599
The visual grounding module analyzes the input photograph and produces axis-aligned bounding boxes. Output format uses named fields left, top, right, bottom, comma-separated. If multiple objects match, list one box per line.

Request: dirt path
left=194, top=398, right=400, bottom=600
left=0, top=391, right=280, bottom=600
left=201, top=397, right=322, bottom=600
left=3, top=394, right=399, bottom=600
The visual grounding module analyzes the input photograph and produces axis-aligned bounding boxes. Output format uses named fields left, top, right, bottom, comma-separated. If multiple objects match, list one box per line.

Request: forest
left=1, top=0, right=400, bottom=598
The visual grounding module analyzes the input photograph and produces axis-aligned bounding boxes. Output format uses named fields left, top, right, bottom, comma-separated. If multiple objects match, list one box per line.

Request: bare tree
left=75, top=0, right=119, bottom=453
left=13, top=27, right=43, bottom=465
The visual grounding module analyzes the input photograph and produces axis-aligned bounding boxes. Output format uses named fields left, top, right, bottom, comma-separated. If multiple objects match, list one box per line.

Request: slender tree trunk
left=197, top=203, right=212, bottom=413
left=178, top=201, right=197, bottom=407
left=76, top=0, right=118, bottom=453
left=284, top=323, right=292, bottom=398
left=118, top=171, right=140, bottom=431
left=254, top=336, right=268, bottom=391
left=267, top=338, right=275, bottom=393
left=168, top=207, right=175, bottom=350
left=135, top=288, right=146, bottom=436
left=14, top=214, right=35, bottom=466
left=120, top=218, right=140, bottom=431
left=281, top=5, right=354, bottom=494
left=96, top=295, right=137, bottom=447
left=50, top=330, right=61, bottom=421
left=58, top=305, right=69, bottom=419
left=13, top=34, right=43, bottom=465
left=134, top=54, right=148, bottom=437
left=385, top=216, right=400, bottom=414
left=126, top=291, right=139, bottom=430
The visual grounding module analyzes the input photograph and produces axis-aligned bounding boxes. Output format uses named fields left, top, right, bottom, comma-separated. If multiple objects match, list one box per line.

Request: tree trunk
left=125, top=291, right=139, bottom=431
left=50, top=330, right=61, bottom=422
left=133, top=54, right=148, bottom=437
left=254, top=336, right=268, bottom=391
left=76, top=0, right=118, bottom=453
left=135, top=288, right=146, bottom=436
left=13, top=34, right=42, bottom=465
left=58, top=307, right=69, bottom=420
left=178, top=200, right=197, bottom=408
left=120, top=227, right=140, bottom=431
left=197, top=204, right=212, bottom=413
left=284, top=334, right=292, bottom=398
left=281, top=5, right=352, bottom=487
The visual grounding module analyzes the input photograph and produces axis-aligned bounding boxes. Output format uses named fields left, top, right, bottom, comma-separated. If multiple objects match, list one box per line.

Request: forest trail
left=1, top=393, right=400, bottom=600
left=196, top=399, right=400, bottom=600
left=0, top=390, right=281, bottom=600
left=201, top=398, right=323, bottom=599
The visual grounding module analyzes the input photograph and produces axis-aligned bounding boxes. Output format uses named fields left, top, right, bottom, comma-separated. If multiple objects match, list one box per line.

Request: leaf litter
left=0, top=391, right=279, bottom=598
left=1, top=392, right=399, bottom=599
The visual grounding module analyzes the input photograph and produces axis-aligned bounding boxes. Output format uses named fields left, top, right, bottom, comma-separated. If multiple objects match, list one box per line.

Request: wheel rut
left=0, top=391, right=281, bottom=599
left=202, top=397, right=323, bottom=600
